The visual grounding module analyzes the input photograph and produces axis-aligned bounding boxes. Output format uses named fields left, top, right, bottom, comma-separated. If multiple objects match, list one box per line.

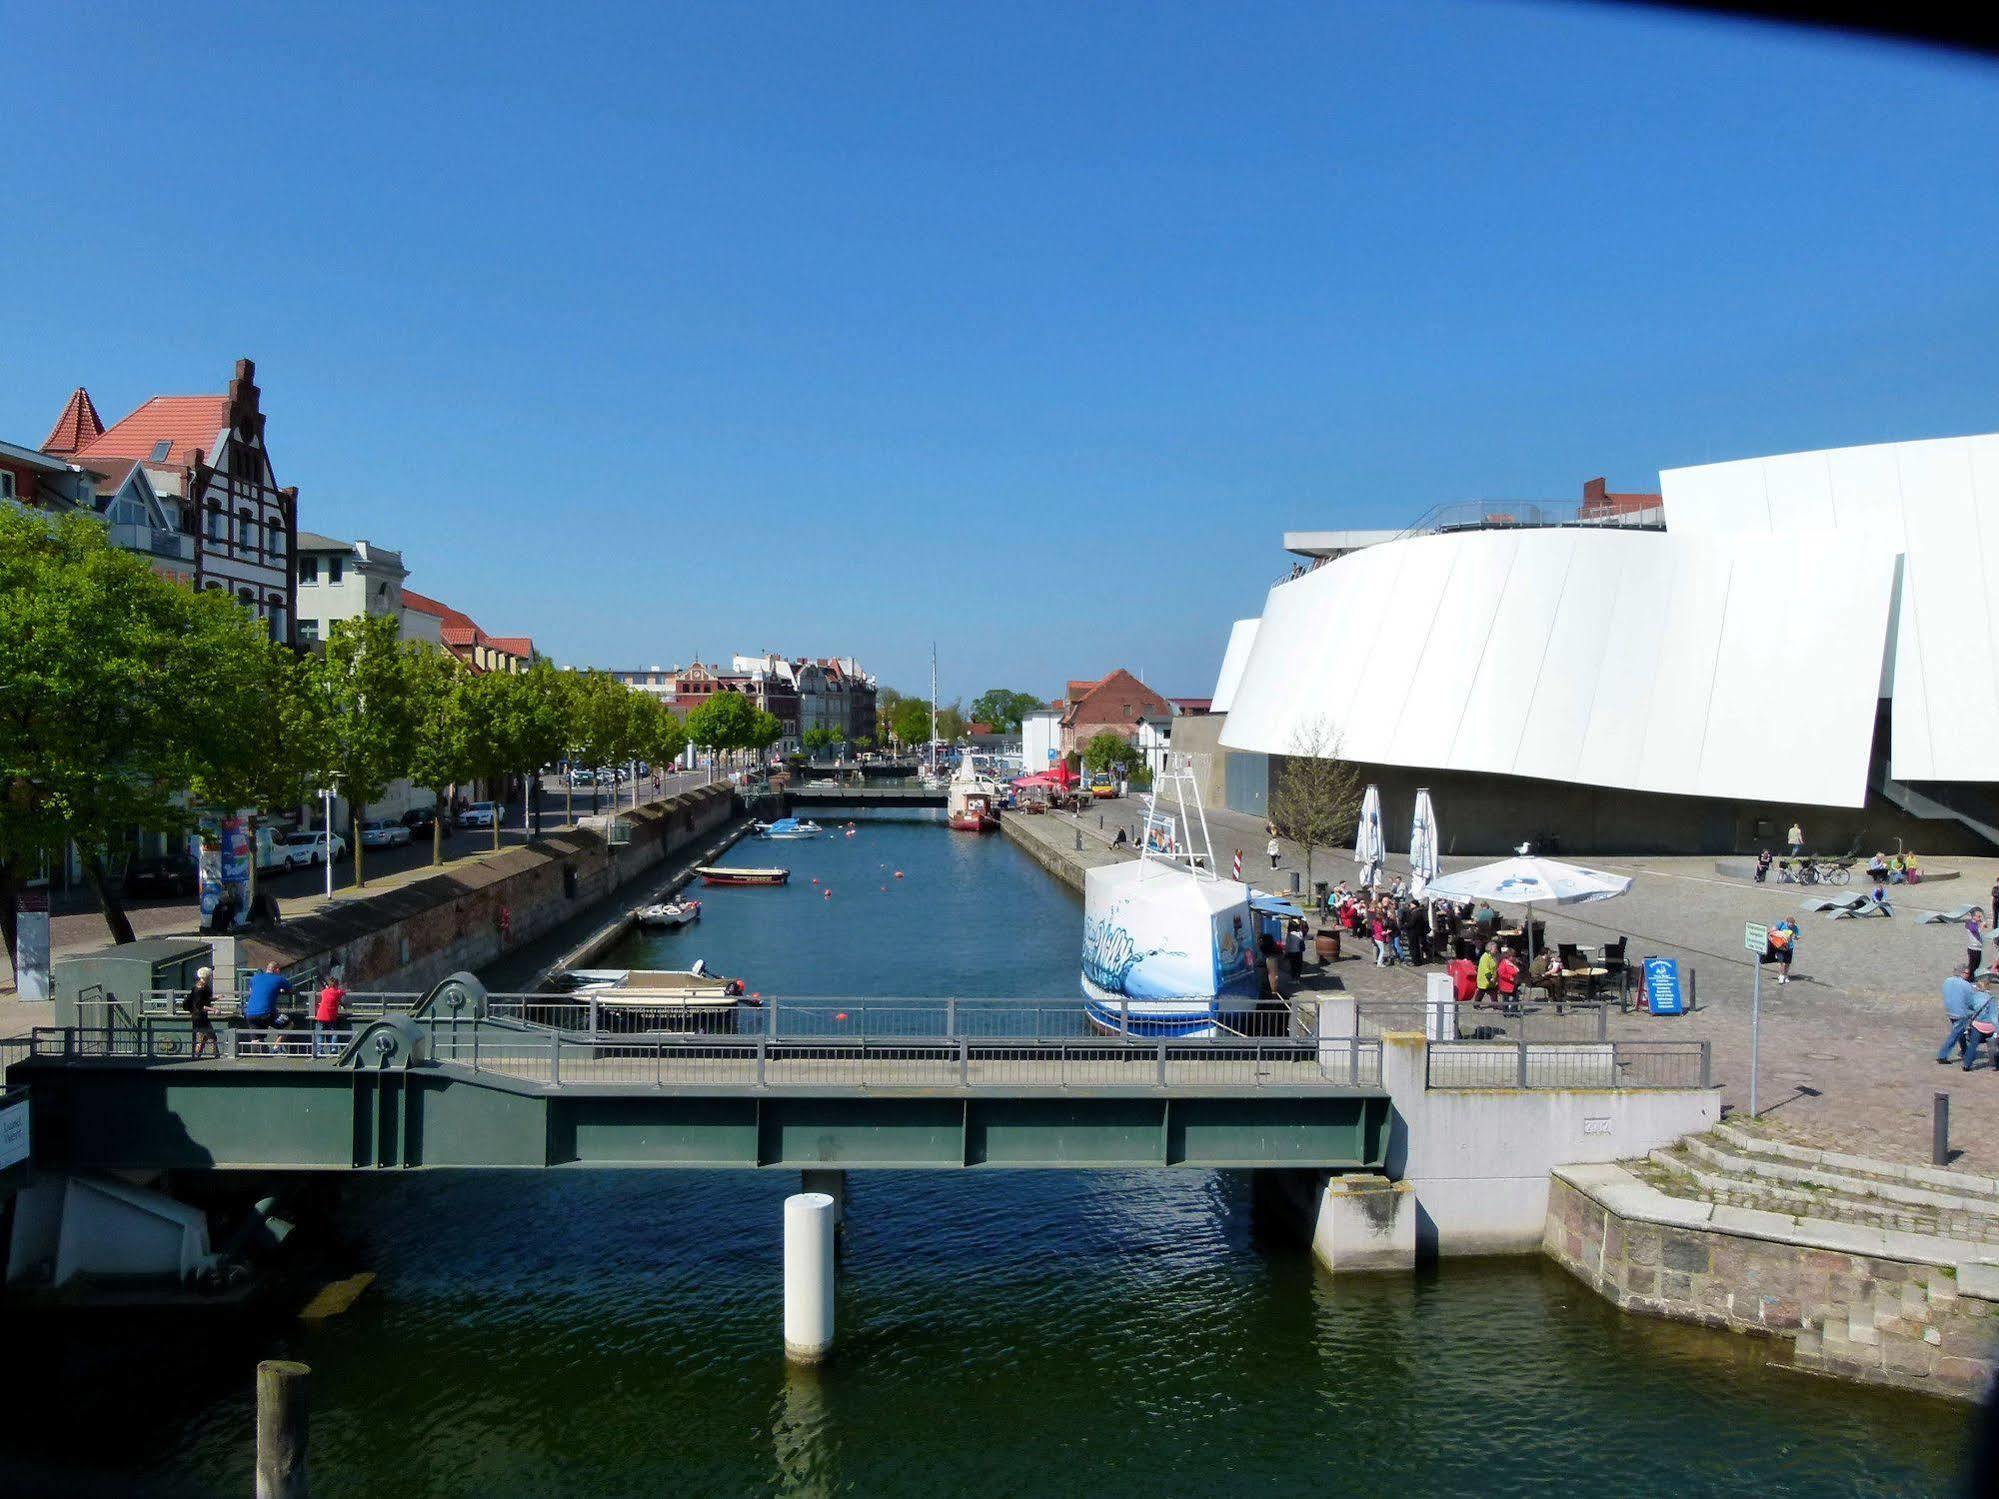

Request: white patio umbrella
left=1354, top=784, right=1385, bottom=889
left=1418, top=855, right=1631, bottom=962
left=1409, top=788, right=1440, bottom=897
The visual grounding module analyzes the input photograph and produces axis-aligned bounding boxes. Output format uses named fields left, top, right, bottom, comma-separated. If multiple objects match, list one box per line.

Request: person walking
left=1787, top=821, right=1805, bottom=856
left=1937, top=964, right=1997, bottom=1071
left=1967, top=909, right=1987, bottom=981
left=1768, top=918, right=1800, bottom=984
left=314, top=970, right=348, bottom=1058
left=1284, top=918, right=1306, bottom=979
left=1475, top=941, right=1499, bottom=1007
left=1267, top=835, right=1281, bottom=871
left=183, top=966, right=219, bottom=1060
left=1496, top=946, right=1522, bottom=1014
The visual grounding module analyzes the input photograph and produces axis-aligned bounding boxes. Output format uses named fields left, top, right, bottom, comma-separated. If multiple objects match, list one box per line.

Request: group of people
left=1323, top=880, right=1473, bottom=968
left=178, top=961, right=352, bottom=1058
left=1939, top=962, right=1998, bottom=1072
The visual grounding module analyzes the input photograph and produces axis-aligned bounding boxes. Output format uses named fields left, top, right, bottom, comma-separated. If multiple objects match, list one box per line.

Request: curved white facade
left=1209, top=618, right=1259, bottom=715
left=1661, top=434, right=1999, bottom=784
left=1219, top=526, right=1895, bottom=807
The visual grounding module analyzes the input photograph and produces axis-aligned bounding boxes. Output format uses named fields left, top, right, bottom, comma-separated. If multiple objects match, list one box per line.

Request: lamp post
left=318, top=780, right=339, bottom=901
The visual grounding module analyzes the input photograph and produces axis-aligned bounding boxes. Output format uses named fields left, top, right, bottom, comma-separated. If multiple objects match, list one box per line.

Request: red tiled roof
left=76, top=395, right=232, bottom=470
left=486, top=636, right=534, bottom=657
left=42, top=388, right=104, bottom=456
left=440, top=623, right=482, bottom=647
left=77, top=455, right=140, bottom=493
left=1065, top=678, right=1102, bottom=701
left=400, top=589, right=452, bottom=619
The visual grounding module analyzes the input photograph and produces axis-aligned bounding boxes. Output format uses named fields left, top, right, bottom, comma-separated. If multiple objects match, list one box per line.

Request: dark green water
left=8, top=819, right=1975, bottom=1495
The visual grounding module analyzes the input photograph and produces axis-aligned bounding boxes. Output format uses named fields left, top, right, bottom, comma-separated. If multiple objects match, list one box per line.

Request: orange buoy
left=823, top=888, right=832, bottom=898
left=894, top=870, right=904, bottom=879
left=835, top=1011, right=849, bottom=1021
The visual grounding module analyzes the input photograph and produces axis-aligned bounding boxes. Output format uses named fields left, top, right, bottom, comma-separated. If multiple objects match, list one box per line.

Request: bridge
left=8, top=979, right=1390, bottom=1174
left=781, top=782, right=947, bottom=809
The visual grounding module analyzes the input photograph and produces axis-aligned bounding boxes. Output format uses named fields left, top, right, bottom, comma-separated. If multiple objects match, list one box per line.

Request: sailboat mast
left=930, top=643, right=939, bottom=771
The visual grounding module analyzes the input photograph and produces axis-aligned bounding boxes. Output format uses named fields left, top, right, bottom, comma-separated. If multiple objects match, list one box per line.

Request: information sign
left=1643, top=956, right=1684, bottom=1016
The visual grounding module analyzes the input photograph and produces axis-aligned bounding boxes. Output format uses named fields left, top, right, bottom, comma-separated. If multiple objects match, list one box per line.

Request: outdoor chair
left=1557, top=942, right=1586, bottom=971
left=1598, top=937, right=1628, bottom=979
left=1830, top=896, right=1893, bottom=920
left=1528, top=920, right=1548, bottom=951
left=1919, top=906, right=1978, bottom=925
left=1804, top=895, right=1865, bottom=914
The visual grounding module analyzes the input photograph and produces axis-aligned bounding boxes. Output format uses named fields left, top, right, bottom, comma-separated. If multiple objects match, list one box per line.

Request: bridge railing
left=1424, top=1038, right=1710, bottom=1091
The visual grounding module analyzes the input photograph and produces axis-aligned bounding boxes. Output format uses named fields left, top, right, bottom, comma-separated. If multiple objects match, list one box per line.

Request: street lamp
left=318, top=780, right=339, bottom=900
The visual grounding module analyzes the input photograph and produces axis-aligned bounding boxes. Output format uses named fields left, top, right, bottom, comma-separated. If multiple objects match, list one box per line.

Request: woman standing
left=183, top=966, right=218, bottom=1060
left=1967, top=908, right=1987, bottom=981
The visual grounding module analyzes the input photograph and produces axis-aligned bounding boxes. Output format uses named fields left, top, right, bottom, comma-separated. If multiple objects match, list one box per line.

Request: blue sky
left=5, top=3, right=1996, bottom=703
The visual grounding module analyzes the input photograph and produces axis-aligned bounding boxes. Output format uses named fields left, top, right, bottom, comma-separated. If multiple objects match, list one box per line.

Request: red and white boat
left=946, top=749, right=1000, bottom=833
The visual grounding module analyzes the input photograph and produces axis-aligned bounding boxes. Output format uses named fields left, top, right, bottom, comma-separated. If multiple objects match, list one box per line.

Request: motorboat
left=1079, top=759, right=1259, bottom=1038
left=754, top=817, right=824, bottom=840
left=946, top=748, right=1000, bottom=833
left=633, top=898, right=701, bottom=929
left=695, top=865, right=790, bottom=886
left=551, top=961, right=751, bottom=1033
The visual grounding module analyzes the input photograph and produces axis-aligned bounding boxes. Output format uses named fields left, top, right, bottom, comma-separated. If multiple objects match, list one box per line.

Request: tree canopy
left=968, top=689, right=1044, bottom=734
left=1081, top=730, right=1141, bottom=777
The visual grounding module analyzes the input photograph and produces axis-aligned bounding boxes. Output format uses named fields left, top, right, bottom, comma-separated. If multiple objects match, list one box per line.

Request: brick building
left=1056, top=669, right=1171, bottom=757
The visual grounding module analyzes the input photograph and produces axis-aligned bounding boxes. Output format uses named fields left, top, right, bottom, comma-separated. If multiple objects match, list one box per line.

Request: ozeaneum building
left=1196, top=433, right=1999, bottom=856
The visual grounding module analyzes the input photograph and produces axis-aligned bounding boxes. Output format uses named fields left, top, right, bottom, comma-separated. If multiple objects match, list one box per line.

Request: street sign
left=1744, top=922, right=1769, bottom=955
left=1643, top=957, right=1684, bottom=1016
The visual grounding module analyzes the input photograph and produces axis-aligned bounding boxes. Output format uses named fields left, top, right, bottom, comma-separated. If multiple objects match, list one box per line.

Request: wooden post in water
left=255, top=1359, right=310, bottom=1498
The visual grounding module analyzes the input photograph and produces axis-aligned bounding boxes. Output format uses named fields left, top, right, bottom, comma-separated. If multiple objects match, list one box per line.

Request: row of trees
left=0, top=509, right=736, bottom=958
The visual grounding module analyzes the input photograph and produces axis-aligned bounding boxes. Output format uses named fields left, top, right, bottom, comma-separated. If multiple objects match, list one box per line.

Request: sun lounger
left=1917, top=906, right=1977, bottom=925
left=1829, top=896, right=1894, bottom=920
left=1803, top=895, right=1865, bottom=913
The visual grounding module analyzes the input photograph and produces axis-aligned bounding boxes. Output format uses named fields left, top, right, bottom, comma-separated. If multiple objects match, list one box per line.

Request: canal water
left=9, top=817, right=1976, bottom=1495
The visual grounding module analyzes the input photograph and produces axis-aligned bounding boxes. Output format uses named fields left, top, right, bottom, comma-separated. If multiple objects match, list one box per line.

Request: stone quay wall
left=1545, top=1168, right=1998, bottom=1403
left=241, top=785, right=737, bottom=993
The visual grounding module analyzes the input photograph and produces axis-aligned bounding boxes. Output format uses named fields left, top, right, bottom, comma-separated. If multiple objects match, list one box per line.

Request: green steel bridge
left=6, top=978, right=1391, bottom=1176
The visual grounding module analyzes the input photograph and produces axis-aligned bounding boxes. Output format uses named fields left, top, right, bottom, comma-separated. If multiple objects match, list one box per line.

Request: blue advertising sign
left=1643, top=957, right=1684, bottom=1016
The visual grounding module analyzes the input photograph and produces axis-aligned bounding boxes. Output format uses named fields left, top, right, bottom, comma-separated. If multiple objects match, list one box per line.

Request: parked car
left=124, top=851, right=200, bottom=898
left=458, top=802, right=499, bottom=829
left=283, top=830, right=348, bottom=867
left=570, top=767, right=596, bottom=786
left=401, top=806, right=447, bottom=838
left=359, top=818, right=413, bottom=849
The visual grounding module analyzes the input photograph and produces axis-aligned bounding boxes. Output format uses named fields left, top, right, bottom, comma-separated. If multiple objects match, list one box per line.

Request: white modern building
left=1212, top=433, right=1999, bottom=855
left=1022, top=708, right=1063, bottom=774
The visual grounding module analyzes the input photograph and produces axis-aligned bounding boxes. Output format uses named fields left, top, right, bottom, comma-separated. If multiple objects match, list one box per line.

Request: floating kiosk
left=1080, top=759, right=1259, bottom=1038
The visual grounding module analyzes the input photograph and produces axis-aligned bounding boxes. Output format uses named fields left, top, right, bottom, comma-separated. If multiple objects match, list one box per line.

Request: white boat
left=632, top=898, right=701, bottom=929
left=1079, top=758, right=1259, bottom=1038
left=946, top=748, right=999, bottom=832
left=554, top=962, right=752, bottom=1032
left=755, top=817, right=824, bottom=840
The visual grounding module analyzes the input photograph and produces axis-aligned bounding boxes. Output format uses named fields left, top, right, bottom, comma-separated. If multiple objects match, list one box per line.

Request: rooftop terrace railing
left=1425, top=1038, right=1710, bottom=1091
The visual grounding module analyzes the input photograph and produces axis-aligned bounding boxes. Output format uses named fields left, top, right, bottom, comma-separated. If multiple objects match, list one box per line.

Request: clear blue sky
left=5, top=3, right=1996, bottom=703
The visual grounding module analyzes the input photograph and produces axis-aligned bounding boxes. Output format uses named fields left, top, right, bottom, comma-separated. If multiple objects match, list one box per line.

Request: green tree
left=685, top=689, right=758, bottom=765
left=935, top=701, right=968, bottom=742
left=1082, top=730, right=1140, bottom=779
left=565, top=671, right=634, bottom=814
left=405, top=648, right=477, bottom=867
left=0, top=509, right=276, bottom=951
left=631, top=695, right=689, bottom=791
left=298, top=613, right=420, bottom=889
left=801, top=727, right=841, bottom=759
left=460, top=665, right=568, bottom=851
left=887, top=697, right=932, bottom=749
left=748, top=708, right=786, bottom=760
left=969, top=689, right=1044, bottom=734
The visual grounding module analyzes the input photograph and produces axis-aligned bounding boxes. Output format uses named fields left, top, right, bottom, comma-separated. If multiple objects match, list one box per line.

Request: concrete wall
left=1546, top=1168, right=1998, bottom=1403
left=241, top=785, right=736, bottom=992
left=1374, top=1031, right=1719, bottom=1256
left=1165, top=712, right=1227, bottom=809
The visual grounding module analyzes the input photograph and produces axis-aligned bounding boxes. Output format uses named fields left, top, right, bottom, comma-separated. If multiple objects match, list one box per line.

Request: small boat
left=946, top=748, right=1000, bottom=833
left=754, top=817, right=823, bottom=840
left=553, top=962, right=752, bottom=1033
left=695, top=865, right=790, bottom=886
left=633, top=898, right=701, bottom=928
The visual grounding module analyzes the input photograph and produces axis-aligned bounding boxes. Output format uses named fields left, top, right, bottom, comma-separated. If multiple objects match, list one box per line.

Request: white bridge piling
left=784, top=1192, right=836, bottom=1363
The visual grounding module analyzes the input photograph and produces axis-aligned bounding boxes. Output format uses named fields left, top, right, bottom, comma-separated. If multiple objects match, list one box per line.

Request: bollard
left=1934, top=1092, right=1950, bottom=1166
left=1074, top=828, right=1083, bottom=851
left=784, top=1193, right=836, bottom=1363
left=255, top=1359, right=310, bottom=1499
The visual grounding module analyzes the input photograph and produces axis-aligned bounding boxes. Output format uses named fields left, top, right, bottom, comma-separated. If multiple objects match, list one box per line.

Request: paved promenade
left=1063, top=796, right=1999, bottom=1176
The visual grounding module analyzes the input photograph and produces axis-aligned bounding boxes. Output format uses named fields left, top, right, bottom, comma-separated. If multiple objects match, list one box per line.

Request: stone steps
left=1644, top=1147, right=1999, bottom=1246
left=1675, top=1134, right=1999, bottom=1234
left=1712, top=1118, right=1999, bottom=1206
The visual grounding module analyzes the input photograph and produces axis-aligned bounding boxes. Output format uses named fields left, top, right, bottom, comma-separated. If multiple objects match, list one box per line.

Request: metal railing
left=1425, top=1038, right=1710, bottom=1091
left=1354, top=1000, right=1616, bottom=1045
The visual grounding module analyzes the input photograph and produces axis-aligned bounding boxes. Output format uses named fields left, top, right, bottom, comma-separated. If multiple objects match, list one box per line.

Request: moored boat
left=946, top=748, right=1000, bottom=832
left=553, top=962, right=751, bottom=1033
left=754, top=817, right=824, bottom=840
left=633, top=898, right=701, bottom=928
left=695, top=865, right=790, bottom=886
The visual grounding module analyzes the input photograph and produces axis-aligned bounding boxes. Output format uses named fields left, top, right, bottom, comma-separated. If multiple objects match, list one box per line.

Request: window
left=149, top=440, right=172, bottom=463
left=237, top=587, right=255, bottom=608
left=299, top=557, right=318, bottom=585
left=267, top=526, right=285, bottom=557
left=267, top=599, right=287, bottom=643
left=236, top=509, right=255, bottom=548
left=297, top=619, right=319, bottom=644
left=327, top=557, right=344, bottom=585
left=207, top=507, right=225, bottom=541
left=0, top=471, right=15, bottom=501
